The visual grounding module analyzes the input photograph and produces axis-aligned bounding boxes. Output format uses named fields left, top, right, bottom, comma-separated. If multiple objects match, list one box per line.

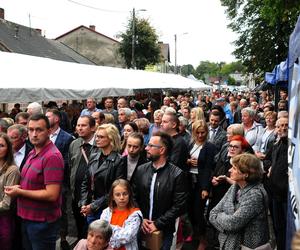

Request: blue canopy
left=265, top=60, right=288, bottom=85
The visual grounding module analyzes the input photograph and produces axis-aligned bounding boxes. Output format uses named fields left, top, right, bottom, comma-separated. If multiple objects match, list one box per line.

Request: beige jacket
left=0, top=165, right=20, bottom=212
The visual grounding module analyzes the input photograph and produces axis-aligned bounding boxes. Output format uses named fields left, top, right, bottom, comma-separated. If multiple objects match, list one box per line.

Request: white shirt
left=14, top=143, right=26, bottom=168
left=189, top=144, right=203, bottom=174
left=149, top=172, right=157, bottom=220
left=50, top=127, right=60, bottom=144
left=209, top=127, right=219, bottom=140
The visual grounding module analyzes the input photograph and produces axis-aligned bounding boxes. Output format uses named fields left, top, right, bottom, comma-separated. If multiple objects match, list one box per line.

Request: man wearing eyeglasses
left=132, top=131, right=188, bottom=250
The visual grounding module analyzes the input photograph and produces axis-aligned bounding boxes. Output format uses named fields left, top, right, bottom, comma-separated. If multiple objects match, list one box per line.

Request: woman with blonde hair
left=80, top=124, right=125, bottom=224
left=133, top=118, right=150, bottom=145
left=187, top=119, right=217, bottom=247
left=104, top=113, right=116, bottom=124
left=187, top=107, right=205, bottom=132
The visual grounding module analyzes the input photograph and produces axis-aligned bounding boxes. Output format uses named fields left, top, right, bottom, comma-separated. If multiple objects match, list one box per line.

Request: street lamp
left=131, top=8, right=146, bottom=69
left=174, top=32, right=188, bottom=74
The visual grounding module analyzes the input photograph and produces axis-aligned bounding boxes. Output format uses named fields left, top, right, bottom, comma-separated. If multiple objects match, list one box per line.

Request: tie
left=83, top=143, right=92, bottom=158
left=81, top=143, right=92, bottom=164
left=210, top=128, right=216, bottom=140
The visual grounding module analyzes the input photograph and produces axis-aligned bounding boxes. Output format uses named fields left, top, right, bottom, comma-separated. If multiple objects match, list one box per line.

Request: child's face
left=113, top=185, right=129, bottom=210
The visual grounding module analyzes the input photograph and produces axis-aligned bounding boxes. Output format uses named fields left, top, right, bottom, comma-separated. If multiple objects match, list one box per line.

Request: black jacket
left=132, top=161, right=188, bottom=233
left=19, top=140, right=33, bottom=171
left=170, top=133, right=189, bottom=172
left=189, top=141, right=217, bottom=191
left=80, top=151, right=125, bottom=211
left=269, top=137, right=288, bottom=201
left=208, top=126, right=227, bottom=151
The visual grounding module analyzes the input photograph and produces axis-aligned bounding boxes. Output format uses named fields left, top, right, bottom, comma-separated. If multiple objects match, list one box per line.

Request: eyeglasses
left=229, top=144, right=240, bottom=149
left=147, top=143, right=162, bottom=148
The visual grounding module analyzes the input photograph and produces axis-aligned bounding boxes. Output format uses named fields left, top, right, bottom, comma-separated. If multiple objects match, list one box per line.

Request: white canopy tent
left=0, top=51, right=211, bottom=103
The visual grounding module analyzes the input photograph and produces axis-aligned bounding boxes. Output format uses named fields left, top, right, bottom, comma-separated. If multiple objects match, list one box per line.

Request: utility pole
left=174, top=32, right=188, bottom=74
left=174, top=34, right=177, bottom=74
left=131, top=8, right=136, bottom=69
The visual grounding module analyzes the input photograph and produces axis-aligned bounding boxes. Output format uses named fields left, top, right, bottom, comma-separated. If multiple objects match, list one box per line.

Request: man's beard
left=147, top=153, right=160, bottom=162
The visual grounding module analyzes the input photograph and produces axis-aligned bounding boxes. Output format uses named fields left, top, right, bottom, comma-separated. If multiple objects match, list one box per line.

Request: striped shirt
left=17, top=141, right=64, bottom=222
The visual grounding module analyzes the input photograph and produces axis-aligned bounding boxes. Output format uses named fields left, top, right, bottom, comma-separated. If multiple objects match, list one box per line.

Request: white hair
left=27, top=102, right=43, bottom=115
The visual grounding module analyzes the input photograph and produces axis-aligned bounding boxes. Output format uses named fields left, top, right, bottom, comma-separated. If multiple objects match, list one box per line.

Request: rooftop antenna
left=14, top=24, right=19, bottom=39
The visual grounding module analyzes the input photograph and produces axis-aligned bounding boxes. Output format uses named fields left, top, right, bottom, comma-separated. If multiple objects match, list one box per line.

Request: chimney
left=35, top=28, right=42, bottom=35
left=89, top=25, right=96, bottom=31
left=0, top=8, right=4, bottom=19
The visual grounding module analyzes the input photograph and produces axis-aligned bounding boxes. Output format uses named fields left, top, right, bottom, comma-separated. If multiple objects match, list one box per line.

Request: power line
left=67, top=0, right=128, bottom=13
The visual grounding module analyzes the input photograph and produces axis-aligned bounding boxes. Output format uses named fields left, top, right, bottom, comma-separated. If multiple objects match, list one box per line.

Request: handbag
left=241, top=242, right=272, bottom=250
left=141, top=231, right=163, bottom=250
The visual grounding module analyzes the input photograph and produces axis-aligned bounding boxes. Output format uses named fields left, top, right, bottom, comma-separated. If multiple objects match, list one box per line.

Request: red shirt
left=18, top=141, right=64, bottom=222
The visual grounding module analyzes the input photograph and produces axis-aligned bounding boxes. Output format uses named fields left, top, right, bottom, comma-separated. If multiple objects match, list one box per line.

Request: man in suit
left=46, top=109, right=74, bottom=250
left=208, top=110, right=227, bottom=151
left=7, top=124, right=33, bottom=170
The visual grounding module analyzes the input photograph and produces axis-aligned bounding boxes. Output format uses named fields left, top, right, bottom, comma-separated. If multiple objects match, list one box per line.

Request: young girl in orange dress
left=100, top=179, right=142, bottom=250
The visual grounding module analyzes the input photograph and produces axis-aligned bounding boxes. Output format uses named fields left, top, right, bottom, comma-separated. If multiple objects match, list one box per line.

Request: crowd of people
left=0, top=88, right=290, bottom=250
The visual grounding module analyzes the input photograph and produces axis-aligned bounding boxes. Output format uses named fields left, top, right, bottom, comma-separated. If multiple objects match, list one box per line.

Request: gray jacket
left=209, top=183, right=269, bottom=250
left=209, top=126, right=227, bottom=151
left=68, top=137, right=98, bottom=199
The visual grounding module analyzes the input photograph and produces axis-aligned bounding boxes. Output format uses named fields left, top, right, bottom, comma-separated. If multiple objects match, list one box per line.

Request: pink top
left=17, top=141, right=64, bottom=222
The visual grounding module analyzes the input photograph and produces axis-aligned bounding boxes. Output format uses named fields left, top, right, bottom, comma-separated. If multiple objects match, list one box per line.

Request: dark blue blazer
left=20, top=140, right=33, bottom=171
left=197, top=141, right=217, bottom=191
left=55, top=129, right=74, bottom=186
left=189, top=141, right=217, bottom=191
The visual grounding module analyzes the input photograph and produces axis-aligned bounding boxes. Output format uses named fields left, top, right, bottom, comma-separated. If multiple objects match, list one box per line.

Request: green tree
left=220, top=0, right=300, bottom=74
left=180, top=64, right=196, bottom=76
left=118, top=15, right=161, bottom=70
left=220, top=61, right=246, bottom=76
left=195, top=61, right=221, bottom=79
left=227, top=75, right=237, bottom=85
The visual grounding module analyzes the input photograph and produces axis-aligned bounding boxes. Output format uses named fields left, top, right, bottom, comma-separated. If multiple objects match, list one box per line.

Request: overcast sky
left=0, top=0, right=237, bottom=67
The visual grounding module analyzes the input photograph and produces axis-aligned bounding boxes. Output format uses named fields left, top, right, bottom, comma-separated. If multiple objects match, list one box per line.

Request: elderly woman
left=74, top=220, right=112, bottom=250
left=209, top=153, right=270, bottom=250
left=187, top=120, right=217, bottom=247
left=214, top=124, right=250, bottom=168
left=0, top=133, right=20, bottom=250
left=148, top=109, right=164, bottom=137
left=254, top=111, right=277, bottom=160
left=178, top=116, right=191, bottom=144
left=80, top=124, right=125, bottom=224
left=133, top=118, right=151, bottom=145
left=241, top=107, right=263, bottom=147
